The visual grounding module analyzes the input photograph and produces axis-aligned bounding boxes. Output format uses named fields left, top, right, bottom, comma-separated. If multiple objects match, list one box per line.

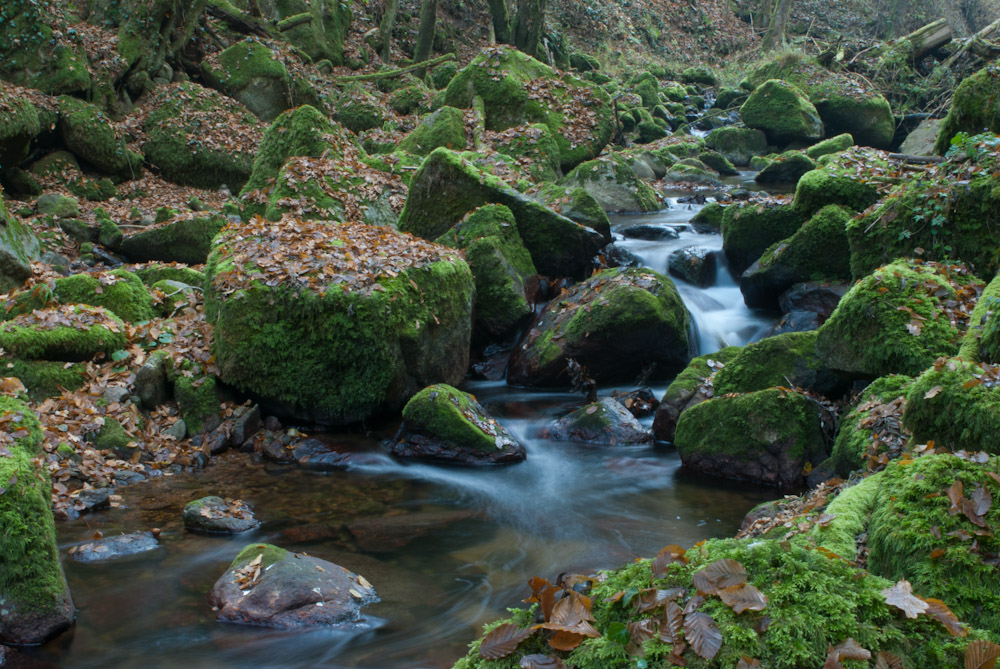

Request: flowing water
left=35, top=188, right=781, bottom=668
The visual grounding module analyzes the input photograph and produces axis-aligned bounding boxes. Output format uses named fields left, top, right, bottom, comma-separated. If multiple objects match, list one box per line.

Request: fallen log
left=902, top=18, right=953, bottom=61
left=331, top=53, right=456, bottom=83
left=887, top=153, right=946, bottom=164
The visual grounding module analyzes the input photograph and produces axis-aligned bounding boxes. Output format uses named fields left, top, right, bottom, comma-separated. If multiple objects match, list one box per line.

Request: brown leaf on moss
left=479, top=623, right=534, bottom=660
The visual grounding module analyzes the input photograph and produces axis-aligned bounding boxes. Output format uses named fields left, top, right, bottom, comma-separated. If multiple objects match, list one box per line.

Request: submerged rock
left=183, top=496, right=260, bottom=534
left=392, top=384, right=525, bottom=464
left=69, top=532, right=160, bottom=562
left=546, top=398, right=651, bottom=445
left=209, top=544, right=378, bottom=628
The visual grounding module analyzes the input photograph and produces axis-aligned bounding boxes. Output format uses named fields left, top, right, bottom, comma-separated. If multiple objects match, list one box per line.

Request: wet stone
left=183, top=496, right=260, bottom=534
left=546, top=398, right=652, bottom=445
left=618, top=224, right=680, bottom=241
left=668, top=246, right=716, bottom=287
left=69, top=532, right=160, bottom=562
left=611, top=387, right=659, bottom=418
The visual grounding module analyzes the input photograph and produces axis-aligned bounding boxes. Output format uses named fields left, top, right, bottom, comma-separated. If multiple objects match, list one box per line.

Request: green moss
left=98, top=217, right=123, bottom=250
left=792, top=163, right=880, bottom=217
left=67, top=176, right=117, bottom=202
left=705, top=126, right=768, bottom=166
left=0, top=0, right=89, bottom=95
left=868, top=454, right=1000, bottom=632
left=493, top=124, right=561, bottom=183
left=174, top=375, right=219, bottom=434
left=389, top=84, right=430, bottom=116
left=531, top=183, right=610, bottom=239
left=713, top=331, right=838, bottom=396
left=334, top=85, right=386, bottom=134
left=91, top=417, right=133, bottom=456
left=401, top=384, right=498, bottom=452
left=36, top=269, right=156, bottom=322
left=0, top=306, right=127, bottom=361
left=119, top=215, right=226, bottom=265
left=56, top=96, right=141, bottom=177
left=934, top=66, right=1000, bottom=154
left=755, top=150, right=817, bottom=184
left=1, top=359, right=87, bottom=399
left=661, top=347, right=741, bottom=405
left=398, top=106, right=468, bottom=157
left=232, top=543, right=290, bottom=570
left=561, top=155, right=661, bottom=213
left=816, top=261, right=974, bottom=378
left=636, top=119, right=668, bottom=144
left=697, top=151, right=737, bottom=176
left=805, top=132, right=854, bottom=160
left=903, top=358, right=1000, bottom=453
left=690, top=202, right=725, bottom=231
left=721, top=201, right=807, bottom=275
left=811, top=472, right=883, bottom=559
left=830, top=374, right=914, bottom=476
left=740, top=79, right=824, bottom=145
left=0, top=86, right=40, bottom=175
left=133, top=263, right=206, bottom=288
left=0, top=395, right=43, bottom=454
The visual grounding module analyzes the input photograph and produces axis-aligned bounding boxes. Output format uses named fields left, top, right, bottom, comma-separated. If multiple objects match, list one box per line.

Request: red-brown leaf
left=479, top=623, right=534, bottom=660
left=922, top=597, right=967, bottom=637
left=966, top=640, right=1000, bottom=669
left=684, top=611, right=722, bottom=660
left=875, top=651, right=904, bottom=669
left=660, top=601, right=684, bottom=643
left=718, top=584, right=768, bottom=613
left=692, top=559, right=747, bottom=595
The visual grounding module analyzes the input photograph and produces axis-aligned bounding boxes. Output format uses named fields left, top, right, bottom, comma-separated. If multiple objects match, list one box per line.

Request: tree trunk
left=486, top=0, right=511, bottom=44
left=413, top=0, right=438, bottom=68
left=763, top=0, right=792, bottom=50
left=901, top=18, right=953, bottom=61
left=379, top=0, right=399, bottom=62
left=513, top=0, right=546, bottom=56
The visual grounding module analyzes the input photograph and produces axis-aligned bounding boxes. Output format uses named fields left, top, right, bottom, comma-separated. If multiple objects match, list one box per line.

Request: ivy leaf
left=882, top=580, right=929, bottom=618
left=479, top=623, right=533, bottom=660
left=684, top=611, right=722, bottom=660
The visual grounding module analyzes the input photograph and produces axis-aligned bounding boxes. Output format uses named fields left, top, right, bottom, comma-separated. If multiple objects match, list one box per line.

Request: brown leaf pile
left=7, top=303, right=121, bottom=334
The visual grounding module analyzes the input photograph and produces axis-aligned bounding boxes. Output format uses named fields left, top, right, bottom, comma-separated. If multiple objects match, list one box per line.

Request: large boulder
left=816, top=260, right=980, bottom=379
left=0, top=398, right=74, bottom=644
left=652, top=347, right=741, bottom=442
left=559, top=155, right=661, bottom=213
left=508, top=267, right=691, bottom=387
left=721, top=201, right=807, bottom=275
left=934, top=65, right=1000, bottom=154
left=119, top=215, right=226, bottom=265
left=531, top=183, right=611, bottom=240
left=3, top=268, right=156, bottom=323
left=754, top=151, right=817, bottom=185
left=740, top=205, right=852, bottom=310
left=392, top=384, right=525, bottom=464
left=57, top=96, right=142, bottom=177
left=205, top=218, right=475, bottom=425
left=397, top=148, right=604, bottom=278
left=547, top=398, right=651, bottom=445
left=209, top=543, right=378, bottom=628
left=0, top=83, right=41, bottom=178
left=675, top=388, right=829, bottom=488
left=0, top=304, right=126, bottom=362
left=903, top=358, right=1000, bottom=453
left=0, top=1, right=90, bottom=96
left=443, top=46, right=614, bottom=170
left=740, top=79, right=824, bottom=146
left=705, top=126, right=768, bottom=166
left=399, top=106, right=468, bottom=156
left=490, top=123, right=562, bottom=183
left=436, top=205, right=536, bottom=337
left=142, top=82, right=260, bottom=190
left=0, top=192, right=39, bottom=294
left=713, top=330, right=843, bottom=397
left=790, top=148, right=881, bottom=217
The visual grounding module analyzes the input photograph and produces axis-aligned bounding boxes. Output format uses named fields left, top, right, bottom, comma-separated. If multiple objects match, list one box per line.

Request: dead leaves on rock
left=882, top=579, right=967, bottom=637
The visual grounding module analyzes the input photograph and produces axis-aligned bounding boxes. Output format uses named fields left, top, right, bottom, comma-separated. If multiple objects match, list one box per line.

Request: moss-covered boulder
left=205, top=219, right=474, bottom=425
left=332, top=84, right=386, bottom=134
left=867, top=453, right=1000, bottom=633
left=119, top=215, right=226, bottom=265
left=0, top=192, right=40, bottom=294
left=547, top=397, right=651, bottom=445
left=133, top=263, right=205, bottom=288
left=667, top=245, right=716, bottom=287
left=740, top=205, right=852, bottom=310
left=443, top=45, right=614, bottom=170
left=1, top=359, right=87, bottom=400
left=831, top=374, right=913, bottom=476
left=934, top=65, right=1000, bottom=154
left=705, top=126, right=768, bottom=166
left=675, top=388, right=828, bottom=488
left=721, top=201, right=807, bottom=275
left=960, top=270, right=1000, bottom=362
left=57, top=96, right=141, bottom=177
left=713, top=331, right=843, bottom=397
left=492, top=123, right=562, bottom=183
left=805, top=132, right=853, bottom=160
left=4, top=268, right=157, bottom=323
left=697, top=150, right=738, bottom=176
left=270, top=0, right=352, bottom=65
left=691, top=201, right=725, bottom=232
left=508, top=267, right=691, bottom=387
left=436, top=205, right=535, bottom=337
left=791, top=150, right=881, bottom=217
left=652, top=347, right=741, bottom=442
left=740, top=79, right=824, bottom=146
left=398, top=148, right=604, bottom=279
left=399, top=106, right=468, bottom=156
left=0, top=0, right=89, bottom=96
left=142, top=82, right=259, bottom=190
left=0, top=83, right=41, bottom=177
left=748, top=53, right=895, bottom=148
left=816, top=261, right=979, bottom=378
left=531, top=183, right=611, bottom=240
left=560, top=156, right=660, bottom=213
left=0, top=397, right=74, bottom=644
left=0, top=304, right=126, bottom=361
left=754, top=151, right=817, bottom=185
left=392, top=384, right=525, bottom=464
left=201, top=39, right=320, bottom=122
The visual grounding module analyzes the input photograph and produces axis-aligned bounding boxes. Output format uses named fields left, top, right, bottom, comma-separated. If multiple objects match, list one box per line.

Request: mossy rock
left=398, top=106, right=468, bottom=157
left=697, top=151, right=737, bottom=176
left=547, top=397, right=651, bottom=445
left=29, top=268, right=155, bottom=323
left=690, top=201, right=725, bottom=232
left=242, top=105, right=358, bottom=197
left=713, top=330, right=843, bottom=397
left=393, top=384, right=525, bottom=464
left=119, top=215, right=226, bottom=265
left=0, top=192, right=40, bottom=294
left=436, top=205, right=535, bottom=337
left=204, top=220, right=475, bottom=425
left=201, top=39, right=321, bottom=122
left=0, top=83, right=41, bottom=177
left=740, top=79, right=824, bottom=146
left=934, top=65, right=1000, bottom=155
left=2, top=358, right=87, bottom=400
left=961, top=270, right=1000, bottom=362
left=492, top=123, right=562, bottom=183
left=57, top=96, right=142, bottom=177
left=816, top=260, right=978, bottom=378
left=903, top=358, right=1000, bottom=453
left=754, top=150, right=817, bottom=185
left=721, top=201, right=807, bottom=275
left=791, top=157, right=880, bottom=217
left=805, top=132, right=853, bottom=160
left=0, top=305, right=126, bottom=361
left=530, top=184, right=610, bottom=242
left=133, top=263, right=206, bottom=289
left=635, top=119, right=669, bottom=144
left=681, top=66, right=716, bottom=86
left=90, top=417, right=135, bottom=459
left=831, top=374, right=913, bottom=476
left=388, top=84, right=430, bottom=116
left=705, top=126, right=768, bottom=166
left=651, top=346, right=741, bottom=442
left=740, top=205, right=852, bottom=310
left=0, top=0, right=90, bottom=96
left=508, top=267, right=691, bottom=387
left=174, top=376, right=220, bottom=434
left=443, top=45, right=614, bottom=171
left=868, top=453, right=1000, bottom=633
left=333, top=84, right=386, bottom=134
left=151, top=279, right=197, bottom=315
left=0, top=397, right=74, bottom=644
left=142, top=82, right=258, bottom=190
left=429, top=61, right=459, bottom=90
left=674, top=387, right=828, bottom=488
left=397, top=148, right=604, bottom=279
left=560, top=155, right=660, bottom=213
left=270, top=0, right=351, bottom=65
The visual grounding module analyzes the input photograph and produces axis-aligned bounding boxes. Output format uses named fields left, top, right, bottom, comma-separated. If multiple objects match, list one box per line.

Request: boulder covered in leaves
left=443, top=45, right=614, bottom=171
left=559, top=155, right=661, bottom=213
left=142, top=82, right=261, bottom=190
left=508, top=267, right=691, bottom=387
left=830, top=374, right=913, bottom=476
left=740, top=79, right=824, bottom=146
left=0, top=398, right=75, bottom=645
left=436, top=204, right=536, bottom=337
left=547, top=397, right=651, bottom=445
left=57, top=96, right=142, bottom=178
left=3, top=268, right=157, bottom=323
left=816, top=260, right=981, bottom=379
left=205, top=218, right=475, bottom=425
left=398, top=148, right=604, bottom=279
left=0, top=305, right=126, bottom=362
left=674, top=388, right=829, bottom=488
left=392, top=384, right=525, bottom=464
left=209, top=543, right=378, bottom=628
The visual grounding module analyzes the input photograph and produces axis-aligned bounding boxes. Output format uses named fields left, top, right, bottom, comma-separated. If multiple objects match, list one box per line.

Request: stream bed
left=36, top=188, right=781, bottom=668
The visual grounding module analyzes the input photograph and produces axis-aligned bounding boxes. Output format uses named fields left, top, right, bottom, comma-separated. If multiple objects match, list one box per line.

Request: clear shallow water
left=34, top=197, right=780, bottom=669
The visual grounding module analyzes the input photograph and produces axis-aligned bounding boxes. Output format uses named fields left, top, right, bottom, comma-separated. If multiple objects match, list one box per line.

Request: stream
left=36, top=182, right=782, bottom=668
